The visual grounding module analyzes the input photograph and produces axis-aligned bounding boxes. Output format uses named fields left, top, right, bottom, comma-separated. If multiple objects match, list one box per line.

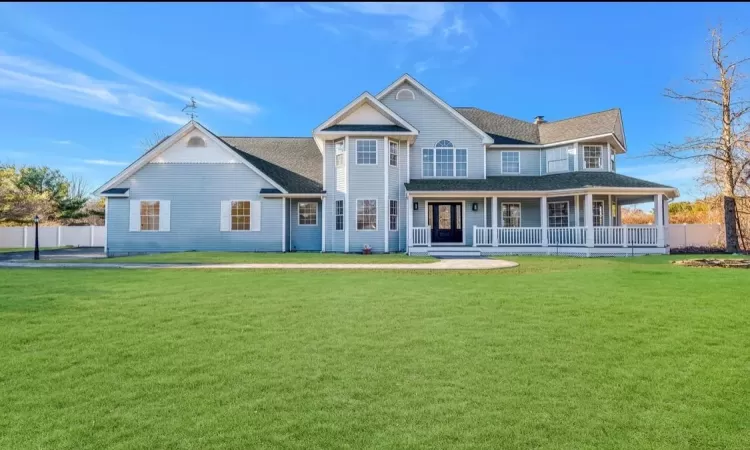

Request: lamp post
left=33, top=215, right=40, bottom=261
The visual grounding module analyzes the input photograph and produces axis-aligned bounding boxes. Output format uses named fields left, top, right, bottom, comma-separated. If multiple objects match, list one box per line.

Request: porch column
left=281, top=197, right=286, bottom=252
left=321, top=197, right=326, bottom=253
left=540, top=196, right=548, bottom=246
left=585, top=193, right=594, bottom=247
left=384, top=136, right=389, bottom=254
left=655, top=194, right=665, bottom=247
left=574, top=195, right=580, bottom=227
left=491, top=196, right=498, bottom=247
left=407, top=194, right=413, bottom=248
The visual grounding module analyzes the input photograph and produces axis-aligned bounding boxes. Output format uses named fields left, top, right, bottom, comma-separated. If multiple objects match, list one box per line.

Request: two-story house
left=95, top=74, right=678, bottom=257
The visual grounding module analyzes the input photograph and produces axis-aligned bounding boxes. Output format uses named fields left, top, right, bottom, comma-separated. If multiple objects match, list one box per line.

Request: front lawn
left=1, top=256, right=749, bottom=449
left=78, top=251, right=435, bottom=264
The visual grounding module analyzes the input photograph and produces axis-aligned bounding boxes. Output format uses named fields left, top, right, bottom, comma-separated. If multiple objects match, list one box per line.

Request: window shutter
left=159, top=200, right=171, bottom=232
left=251, top=201, right=262, bottom=231
left=220, top=201, right=231, bottom=231
left=129, top=200, right=140, bottom=231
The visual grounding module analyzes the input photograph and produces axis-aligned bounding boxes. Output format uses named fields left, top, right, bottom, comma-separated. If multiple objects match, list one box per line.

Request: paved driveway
left=0, top=247, right=105, bottom=261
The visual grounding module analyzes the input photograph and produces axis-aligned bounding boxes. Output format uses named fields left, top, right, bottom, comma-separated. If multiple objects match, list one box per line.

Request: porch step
left=427, top=249, right=482, bottom=258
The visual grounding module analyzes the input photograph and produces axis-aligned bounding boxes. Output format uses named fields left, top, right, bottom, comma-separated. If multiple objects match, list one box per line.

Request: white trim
left=131, top=199, right=163, bottom=232
left=313, top=92, right=418, bottom=135
left=395, top=88, right=416, bottom=100
left=547, top=200, right=571, bottom=228
left=420, top=146, right=469, bottom=178
left=384, top=136, right=389, bottom=253
left=95, top=121, right=287, bottom=195
left=104, top=197, right=109, bottom=254
left=281, top=197, right=286, bottom=252
left=316, top=131, right=417, bottom=137
left=584, top=194, right=594, bottom=247
left=575, top=195, right=580, bottom=227
left=260, top=193, right=325, bottom=199
left=344, top=136, right=350, bottom=252
left=500, top=150, right=521, bottom=174
left=224, top=199, right=254, bottom=232
left=425, top=200, right=466, bottom=245
left=355, top=198, right=378, bottom=231
left=406, top=140, right=411, bottom=182
left=540, top=196, right=548, bottom=246
left=488, top=133, right=626, bottom=153
left=483, top=144, right=487, bottom=179
left=573, top=142, right=579, bottom=171
left=500, top=202, right=522, bottom=228
left=483, top=197, right=487, bottom=227
left=355, top=139, right=378, bottom=165
left=582, top=144, right=604, bottom=170
left=375, top=74, right=494, bottom=144
left=406, top=187, right=680, bottom=198
left=101, top=191, right=130, bottom=198
left=607, top=142, right=612, bottom=171
left=388, top=140, right=398, bottom=167
left=297, top=201, right=318, bottom=226
left=608, top=194, right=612, bottom=226
left=321, top=197, right=326, bottom=252
left=389, top=199, right=399, bottom=232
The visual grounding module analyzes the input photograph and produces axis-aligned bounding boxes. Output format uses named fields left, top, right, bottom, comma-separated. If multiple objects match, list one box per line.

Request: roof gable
left=454, top=107, right=539, bottom=145
left=538, top=109, right=624, bottom=147
left=313, top=92, right=417, bottom=135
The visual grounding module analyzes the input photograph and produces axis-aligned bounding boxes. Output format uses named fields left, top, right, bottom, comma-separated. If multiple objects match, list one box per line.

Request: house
left=95, top=74, right=678, bottom=257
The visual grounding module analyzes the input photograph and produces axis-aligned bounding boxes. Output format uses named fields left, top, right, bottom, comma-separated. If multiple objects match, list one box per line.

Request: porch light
left=413, top=202, right=419, bottom=211
left=472, top=202, right=478, bottom=211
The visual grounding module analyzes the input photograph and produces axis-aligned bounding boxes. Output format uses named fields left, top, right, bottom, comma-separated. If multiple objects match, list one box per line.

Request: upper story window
left=356, top=139, right=377, bottom=165
left=501, top=151, right=520, bottom=173
left=583, top=145, right=603, bottom=169
left=546, top=147, right=573, bottom=173
left=422, top=140, right=467, bottom=178
left=389, top=141, right=398, bottom=167
left=335, top=140, right=345, bottom=167
left=610, top=153, right=616, bottom=172
left=187, top=136, right=206, bottom=147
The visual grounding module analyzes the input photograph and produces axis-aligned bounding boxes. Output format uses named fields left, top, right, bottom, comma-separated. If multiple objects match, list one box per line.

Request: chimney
left=534, top=115, right=546, bottom=124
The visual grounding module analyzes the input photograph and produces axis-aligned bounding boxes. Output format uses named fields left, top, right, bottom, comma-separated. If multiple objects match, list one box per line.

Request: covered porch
left=407, top=190, right=672, bottom=257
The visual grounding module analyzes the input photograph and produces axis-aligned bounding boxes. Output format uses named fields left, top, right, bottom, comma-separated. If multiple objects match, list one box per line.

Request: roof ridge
left=453, top=106, right=535, bottom=125
left=219, top=136, right=313, bottom=139
left=540, top=108, right=620, bottom=125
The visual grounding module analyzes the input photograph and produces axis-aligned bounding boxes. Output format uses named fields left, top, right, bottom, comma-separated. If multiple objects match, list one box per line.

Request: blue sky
left=1, top=2, right=749, bottom=200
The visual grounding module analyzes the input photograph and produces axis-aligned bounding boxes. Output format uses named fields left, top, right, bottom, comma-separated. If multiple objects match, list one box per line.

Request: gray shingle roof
left=219, top=137, right=323, bottom=194
left=322, top=124, right=410, bottom=132
left=454, top=107, right=625, bottom=147
left=404, top=172, right=673, bottom=192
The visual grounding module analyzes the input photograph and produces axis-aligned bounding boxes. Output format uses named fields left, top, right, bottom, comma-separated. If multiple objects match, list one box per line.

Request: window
left=356, top=199, right=377, bottom=230
left=356, top=139, right=377, bottom=165
left=389, top=200, right=398, bottom=231
left=422, top=149, right=435, bottom=177
left=298, top=202, right=317, bottom=225
left=502, top=203, right=521, bottom=228
left=335, top=200, right=344, bottom=231
left=335, top=140, right=345, bottom=167
left=583, top=145, right=603, bottom=169
left=187, top=136, right=206, bottom=147
left=593, top=201, right=604, bottom=227
left=140, top=201, right=160, bottom=231
left=610, top=153, right=616, bottom=172
left=395, top=88, right=415, bottom=100
left=422, top=140, right=468, bottom=177
left=389, top=141, right=398, bottom=167
left=548, top=202, right=569, bottom=228
left=546, top=147, right=571, bottom=173
left=230, top=201, right=251, bottom=231
left=501, top=151, right=520, bottom=173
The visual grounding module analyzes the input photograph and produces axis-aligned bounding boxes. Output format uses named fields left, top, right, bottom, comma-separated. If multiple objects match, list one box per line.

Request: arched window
left=187, top=136, right=206, bottom=147
left=435, top=140, right=454, bottom=148
left=423, top=139, right=467, bottom=177
left=395, top=88, right=415, bottom=100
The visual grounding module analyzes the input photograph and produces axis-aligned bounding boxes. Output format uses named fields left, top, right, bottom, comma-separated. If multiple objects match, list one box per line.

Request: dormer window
left=395, top=88, right=415, bottom=100
left=187, top=136, right=206, bottom=147
left=583, top=145, right=603, bottom=169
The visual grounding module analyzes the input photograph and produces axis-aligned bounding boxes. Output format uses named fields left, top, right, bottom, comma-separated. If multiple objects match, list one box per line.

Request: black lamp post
left=33, top=215, right=40, bottom=261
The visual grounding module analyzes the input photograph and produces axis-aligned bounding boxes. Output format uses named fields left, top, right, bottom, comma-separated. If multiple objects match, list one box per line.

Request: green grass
left=78, top=251, right=436, bottom=264
left=1, top=255, right=749, bottom=449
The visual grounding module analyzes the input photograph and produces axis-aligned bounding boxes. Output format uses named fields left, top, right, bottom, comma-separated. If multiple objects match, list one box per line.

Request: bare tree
left=653, top=25, right=750, bottom=252
left=140, top=129, right=170, bottom=153
left=68, top=174, right=90, bottom=198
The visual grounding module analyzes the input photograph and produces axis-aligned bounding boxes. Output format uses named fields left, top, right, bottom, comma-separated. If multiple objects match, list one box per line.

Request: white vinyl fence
left=0, top=226, right=105, bottom=249
left=667, top=224, right=722, bottom=249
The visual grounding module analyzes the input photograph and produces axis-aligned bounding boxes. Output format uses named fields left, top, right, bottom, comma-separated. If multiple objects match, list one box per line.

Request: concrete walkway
left=0, top=258, right=518, bottom=271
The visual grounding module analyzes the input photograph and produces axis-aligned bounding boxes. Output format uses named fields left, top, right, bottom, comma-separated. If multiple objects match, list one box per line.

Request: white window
left=356, top=139, right=377, bottom=165
left=389, top=141, right=398, bottom=167
left=187, top=136, right=206, bottom=147
left=140, top=201, right=160, bottom=231
left=298, top=202, right=317, bottom=226
left=548, top=202, right=569, bottom=228
left=389, top=200, right=398, bottom=231
left=335, top=200, right=344, bottom=231
left=356, top=199, right=377, bottom=230
left=583, top=145, right=603, bottom=169
left=335, top=140, right=345, bottom=167
left=422, top=140, right=468, bottom=177
left=501, top=151, right=520, bottom=173
left=546, top=147, right=571, bottom=173
left=610, top=153, right=616, bottom=172
left=395, top=88, right=415, bottom=100
left=220, top=200, right=260, bottom=232
left=593, top=201, right=604, bottom=227
left=231, top=201, right=251, bottom=231
left=501, top=203, right=521, bottom=228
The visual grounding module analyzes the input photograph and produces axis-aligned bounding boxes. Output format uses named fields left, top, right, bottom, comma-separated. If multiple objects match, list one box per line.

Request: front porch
left=407, top=191, right=671, bottom=257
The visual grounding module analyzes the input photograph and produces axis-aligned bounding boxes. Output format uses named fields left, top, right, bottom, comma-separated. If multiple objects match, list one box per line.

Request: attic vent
left=534, top=116, right=546, bottom=124
left=187, top=136, right=206, bottom=147
left=395, top=88, right=415, bottom=100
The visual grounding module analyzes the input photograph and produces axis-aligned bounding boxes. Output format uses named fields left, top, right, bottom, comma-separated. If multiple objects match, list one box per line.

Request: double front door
left=429, top=202, right=463, bottom=243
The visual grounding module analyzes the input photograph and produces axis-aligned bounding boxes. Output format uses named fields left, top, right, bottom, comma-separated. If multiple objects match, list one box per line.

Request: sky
left=1, top=2, right=750, bottom=200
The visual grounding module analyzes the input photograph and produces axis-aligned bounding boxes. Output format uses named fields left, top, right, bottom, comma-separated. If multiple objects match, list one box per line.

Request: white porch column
left=574, top=195, right=580, bottom=227
left=281, top=197, right=286, bottom=252
left=344, top=136, right=350, bottom=253
left=655, top=194, right=665, bottom=247
left=384, top=136, right=389, bottom=253
left=321, top=197, right=326, bottom=253
left=491, top=196, right=498, bottom=247
left=540, top=196, right=548, bottom=247
left=585, top=193, right=594, bottom=247
left=407, top=194, right=413, bottom=248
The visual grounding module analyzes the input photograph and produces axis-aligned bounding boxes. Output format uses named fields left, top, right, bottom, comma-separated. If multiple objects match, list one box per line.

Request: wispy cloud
left=51, top=140, right=73, bottom=145
left=488, top=3, right=511, bottom=26
left=414, top=58, right=438, bottom=74
left=83, top=159, right=128, bottom=166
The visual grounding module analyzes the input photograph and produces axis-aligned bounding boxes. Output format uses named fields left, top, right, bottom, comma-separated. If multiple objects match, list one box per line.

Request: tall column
left=321, top=197, right=326, bottom=253
left=407, top=194, right=413, bottom=248
left=585, top=193, right=594, bottom=247
left=344, top=136, right=350, bottom=253
left=281, top=197, right=286, bottom=252
left=655, top=194, right=665, bottom=247
left=491, top=196, right=498, bottom=247
left=540, top=196, right=548, bottom=246
left=384, top=137, right=389, bottom=254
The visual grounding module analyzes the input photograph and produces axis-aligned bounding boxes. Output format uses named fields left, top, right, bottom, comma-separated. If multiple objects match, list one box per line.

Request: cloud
left=51, top=140, right=73, bottom=145
left=83, top=159, right=128, bottom=166
left=488, top=3, right=511, bottom=25
left=307, top=3, right=346, bottom=15
left=334, top=3, right=448, bottom=38
left=414, top=58, right=437, bottom=74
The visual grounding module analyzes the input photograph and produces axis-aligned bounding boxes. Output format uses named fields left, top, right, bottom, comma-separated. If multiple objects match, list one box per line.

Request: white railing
left=547, top=227, right=586, bottom=246
left=496, top=227, right=543, bottom=245
left=411, top=227, right=431, bottom=246
left=473, top=227, right=493, bottom=246
left=626, top=226, right=658, bottom=246
left=594, top=226, right=625, bottom=246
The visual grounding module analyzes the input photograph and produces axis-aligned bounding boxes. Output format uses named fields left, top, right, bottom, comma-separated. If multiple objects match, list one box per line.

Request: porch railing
left=411, top=227, right=430, bottom=246
left=626, top=226, right=658, bottom=246
left=594, top=226, right=625, bottom=246
left=497, top=227, right=544, bottom=245
left=469, top=226, right=662, bottom=248
left=547, top=227, right=587, bottom=246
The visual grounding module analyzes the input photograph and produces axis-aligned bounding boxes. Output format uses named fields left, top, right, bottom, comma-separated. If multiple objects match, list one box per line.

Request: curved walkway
left=0, top=258, right=518, bottom=271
